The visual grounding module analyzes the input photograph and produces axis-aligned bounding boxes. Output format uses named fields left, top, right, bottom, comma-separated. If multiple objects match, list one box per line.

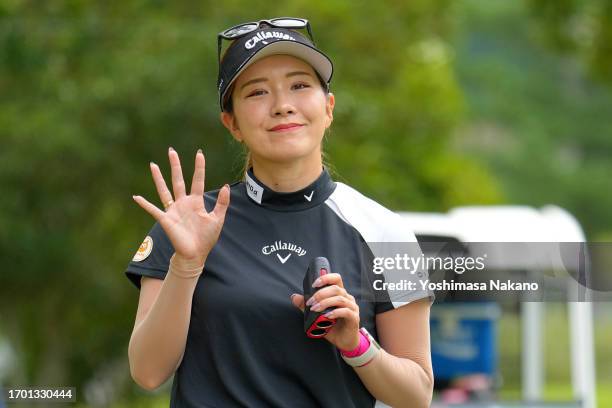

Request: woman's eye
left=247, top=90, right=266, bottom=97
left=293, top=83, right=310, bottom=90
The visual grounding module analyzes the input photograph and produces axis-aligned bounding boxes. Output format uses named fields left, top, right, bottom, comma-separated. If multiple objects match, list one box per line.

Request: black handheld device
left=303, top=257, right=337, bottom=338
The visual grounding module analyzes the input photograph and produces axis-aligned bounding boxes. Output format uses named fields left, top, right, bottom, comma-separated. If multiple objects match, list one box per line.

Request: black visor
left=217, top=26, right=333, bottom=112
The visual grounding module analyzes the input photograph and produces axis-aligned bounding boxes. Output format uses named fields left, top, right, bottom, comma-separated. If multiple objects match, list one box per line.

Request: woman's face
left=220, top=54, right=334, bottom=167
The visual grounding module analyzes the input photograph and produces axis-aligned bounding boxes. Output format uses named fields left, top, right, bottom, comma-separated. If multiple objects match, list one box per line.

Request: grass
left=496, top=302, right=612, bottom=406
left=498, top=382, right=612, bottom=406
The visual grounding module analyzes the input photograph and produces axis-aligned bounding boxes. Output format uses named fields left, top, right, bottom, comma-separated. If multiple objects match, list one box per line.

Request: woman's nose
left=274, top=106, right=294, bottom=116
left=271, top=94, right=295, bottom=116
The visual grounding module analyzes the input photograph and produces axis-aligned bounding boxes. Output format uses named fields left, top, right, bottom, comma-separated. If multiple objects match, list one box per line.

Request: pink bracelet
left=340, top=331, right=370, bottom=357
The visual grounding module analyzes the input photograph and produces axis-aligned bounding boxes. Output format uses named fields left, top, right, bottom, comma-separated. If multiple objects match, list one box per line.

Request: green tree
left=453, top=0, right=612, bottom=239
left=0, top=0, right=498, bottom=404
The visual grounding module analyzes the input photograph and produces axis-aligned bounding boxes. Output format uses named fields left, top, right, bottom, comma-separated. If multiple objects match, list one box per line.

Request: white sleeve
left=325, top=183, right=434, bottom=311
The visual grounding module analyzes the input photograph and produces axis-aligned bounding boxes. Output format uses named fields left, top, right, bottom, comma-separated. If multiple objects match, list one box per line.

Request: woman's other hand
left=290, top=273, right=361, bottom=351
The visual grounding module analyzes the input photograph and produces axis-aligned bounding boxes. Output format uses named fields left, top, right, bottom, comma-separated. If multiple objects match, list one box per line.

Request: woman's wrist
left=340, top=330, right=369, bottom=357
left=340, top=328, right=382, bottom=367
left=169, top=253, right=206, bottom=279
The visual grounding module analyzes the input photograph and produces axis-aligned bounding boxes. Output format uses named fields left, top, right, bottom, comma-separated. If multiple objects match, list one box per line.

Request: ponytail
left=242, top=150, right=253, bottom=179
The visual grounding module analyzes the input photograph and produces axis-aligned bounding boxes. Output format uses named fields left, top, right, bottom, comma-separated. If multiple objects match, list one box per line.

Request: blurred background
left=1, top=0, right=611, bottom=406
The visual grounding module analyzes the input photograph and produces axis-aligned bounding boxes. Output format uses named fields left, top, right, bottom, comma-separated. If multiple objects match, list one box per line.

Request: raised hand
left=132, top=147, right=230, bottom=267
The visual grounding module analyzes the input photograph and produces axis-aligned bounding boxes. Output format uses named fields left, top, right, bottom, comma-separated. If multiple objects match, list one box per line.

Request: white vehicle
left=377, top=206, right=596, bottom=408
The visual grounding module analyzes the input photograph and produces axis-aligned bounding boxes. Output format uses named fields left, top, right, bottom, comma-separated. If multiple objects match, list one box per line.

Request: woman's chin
left=260, top=146, right=321, bottom=164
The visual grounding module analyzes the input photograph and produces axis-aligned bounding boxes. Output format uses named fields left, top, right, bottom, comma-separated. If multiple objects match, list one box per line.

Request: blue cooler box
left=430, top=302, right=500, bottom=380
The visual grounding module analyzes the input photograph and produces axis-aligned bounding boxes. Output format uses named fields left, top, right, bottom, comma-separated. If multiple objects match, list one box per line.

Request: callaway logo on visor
left=245, top=31, right=297, bottom=49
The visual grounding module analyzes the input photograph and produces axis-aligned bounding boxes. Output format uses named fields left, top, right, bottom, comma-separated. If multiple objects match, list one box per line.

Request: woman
left=126, top=17, right=434, bottom=408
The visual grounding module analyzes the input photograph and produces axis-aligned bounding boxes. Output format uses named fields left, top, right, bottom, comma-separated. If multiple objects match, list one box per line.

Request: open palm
left=132, top=148, right=230, bottom=266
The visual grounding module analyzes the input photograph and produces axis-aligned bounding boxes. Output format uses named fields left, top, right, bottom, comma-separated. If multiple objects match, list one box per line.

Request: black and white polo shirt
left=125, top=168, right=432, bottom=408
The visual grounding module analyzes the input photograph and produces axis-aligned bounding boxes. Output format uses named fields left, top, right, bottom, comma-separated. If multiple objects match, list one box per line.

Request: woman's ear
left=220, top=111, right=243, bottom=142
left=324, top=92, right=335, bottom=129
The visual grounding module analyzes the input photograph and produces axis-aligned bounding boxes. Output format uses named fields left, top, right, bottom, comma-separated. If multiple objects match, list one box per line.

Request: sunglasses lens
left=270, top=18, right=306, bottom=28
left=224, top=23, right=258, bottom=38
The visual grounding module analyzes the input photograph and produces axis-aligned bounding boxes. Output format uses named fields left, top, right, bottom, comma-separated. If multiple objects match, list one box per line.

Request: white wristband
left=341, top=328, right=381, bottom=367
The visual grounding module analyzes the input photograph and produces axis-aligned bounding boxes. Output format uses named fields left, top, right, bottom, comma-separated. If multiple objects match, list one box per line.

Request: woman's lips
left=269, top=123, right=304, bottom=132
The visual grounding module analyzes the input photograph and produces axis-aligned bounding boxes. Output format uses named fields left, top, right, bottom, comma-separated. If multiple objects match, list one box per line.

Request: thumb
left=290, top=293, right=305, bottom=312
left=213, top=184, right=231, bottom=220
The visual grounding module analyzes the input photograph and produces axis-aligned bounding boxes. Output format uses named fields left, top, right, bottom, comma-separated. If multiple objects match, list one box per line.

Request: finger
left=312, top=273, right=344, bottom=289
left=323, top=307, right=359, bottom=322
left=132, top=195, right=165, bottom=221
left=168, top=147, right=186, bottom=199
left=311, top=295, right=357, bottom=312
left=190, top=149, right=205, bottom=196
left=150, top=162, right=174, bottom=208
left=290, top=294, right=305, bottom=312
left=307, top=285, right=347, bottom=304
left=212, top=184, right=231, bottom=220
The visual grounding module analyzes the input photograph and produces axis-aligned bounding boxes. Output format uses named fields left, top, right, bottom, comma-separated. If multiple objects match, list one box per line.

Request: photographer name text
left=373, top=279, right=539, bottom=291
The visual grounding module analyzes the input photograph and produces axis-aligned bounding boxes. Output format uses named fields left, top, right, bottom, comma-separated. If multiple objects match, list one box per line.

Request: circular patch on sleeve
left=133, top=236, right=154, bottom=262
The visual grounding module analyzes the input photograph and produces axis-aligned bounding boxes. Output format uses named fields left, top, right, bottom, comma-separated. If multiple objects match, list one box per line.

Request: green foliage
left=526, top=0, right=612, bottom=83
left=2, top=0, right=610, bottom=404
left=454, top=0, right=612, bottom=239
left=0, top=0, right=495, bottom=404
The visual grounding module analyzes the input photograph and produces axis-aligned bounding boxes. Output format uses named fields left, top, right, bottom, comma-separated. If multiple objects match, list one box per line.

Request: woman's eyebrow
left=286, top=71, right=313, bottom=78
left=240, top=71, right=314, bottom=91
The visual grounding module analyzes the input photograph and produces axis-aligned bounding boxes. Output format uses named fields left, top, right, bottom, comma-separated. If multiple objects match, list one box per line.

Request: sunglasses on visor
left=217, top=17, right=315, bottom=65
